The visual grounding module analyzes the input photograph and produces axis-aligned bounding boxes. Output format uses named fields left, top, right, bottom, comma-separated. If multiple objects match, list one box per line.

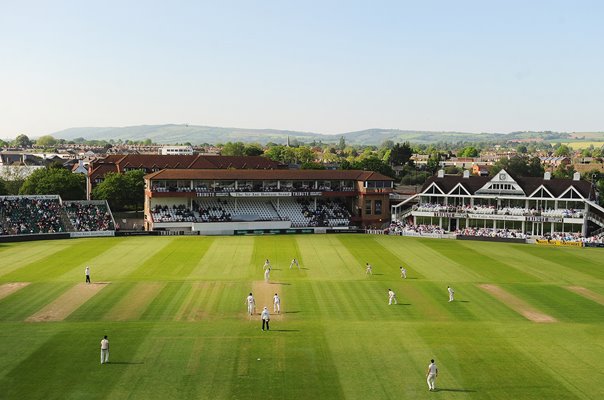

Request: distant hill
left=50, top=124, right=603, bottom=146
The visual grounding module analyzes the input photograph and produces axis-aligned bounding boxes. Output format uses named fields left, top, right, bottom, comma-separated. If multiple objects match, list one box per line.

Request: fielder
left=448, top=286, right=455, bottom=302
left=400, top=266, right=407, bottom=279
left=264, top=266, right=271, bottom=282
left=289, top=258, right=300, bottom=269
left=365, top=263, right=372, bottom=275
left=100, top=335, right=109, bottom=364
left=426, top=359, right=438, bottom=391
left=245, top=292, right=256, bottom=315
left=388, top=289, right=398, bottom=305
left=273, top=293, right=281, bottom=313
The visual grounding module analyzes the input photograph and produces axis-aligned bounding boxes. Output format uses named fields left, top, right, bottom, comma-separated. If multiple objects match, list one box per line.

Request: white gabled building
left=392, top=169, right=604, bottom=237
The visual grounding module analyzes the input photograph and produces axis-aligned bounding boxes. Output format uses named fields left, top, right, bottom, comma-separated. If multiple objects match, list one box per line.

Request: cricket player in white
left=273, top=293, right=280, bottom=313
left=263, top=259, right=271, bottom=269
left=426, top=359, right=438, bottom=391
left=245, top=293, right=256, bottom=315
left=289, top=258, right=300, bottom=269
left=388, top=289, right=398, bottom=305
left=365, top=263, right=372, bottom=275
left=448, top=286, right=455, bottom=302
left=85, top=266, right=91, bottom=284
left=400, top=266, right=407, bottom=279
left=100, top=335, right=109, bottom=364
left=264, top=266, right=271, bottom=282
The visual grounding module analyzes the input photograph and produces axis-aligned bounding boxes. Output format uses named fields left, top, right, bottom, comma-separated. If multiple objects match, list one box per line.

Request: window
left=365, top=200, right=372, bottom=215
left=375, top=200, right=382, bottom=215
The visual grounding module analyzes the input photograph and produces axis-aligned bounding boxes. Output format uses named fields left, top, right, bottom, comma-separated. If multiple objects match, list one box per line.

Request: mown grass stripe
left=1, top=239, right=118, bottom=282
left=0, top=282, right=73, bottom=321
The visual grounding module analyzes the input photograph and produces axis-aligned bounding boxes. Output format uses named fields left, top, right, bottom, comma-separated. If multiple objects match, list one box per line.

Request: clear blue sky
left=1, top=0, right=603, bottom=138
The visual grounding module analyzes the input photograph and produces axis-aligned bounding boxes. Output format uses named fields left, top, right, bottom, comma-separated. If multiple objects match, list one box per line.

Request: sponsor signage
left=526, top=216, right=563, bottom=223
left=230, top=192, right=292, bottom=197
left=70, top=231, right=115, bottom=238
left=434, top=212, right=455, bottom=218
left=195, top=192, right=229, bottom=197
left=467, top=214, right=525, bottom=221
left=234, top=228, right=314, bottom=235
left=291, top=191, right=322, bottom=197
left=536, top=239, right=583, bottom=247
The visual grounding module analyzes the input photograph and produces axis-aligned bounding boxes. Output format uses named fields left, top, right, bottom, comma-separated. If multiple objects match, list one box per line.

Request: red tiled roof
left=145, top=169, right=394, bottom=181
left=89, top=154, right=285, bottom=180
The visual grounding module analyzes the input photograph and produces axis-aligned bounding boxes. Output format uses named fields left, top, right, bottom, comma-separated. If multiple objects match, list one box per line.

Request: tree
left=92, top=173, right=129, bottom=211
left=0, top=139, right=8, bottom=147
left=264, top=145, right=284, bottom=162
left=36, top=135, right=58, bottom=147
left=93, top=170, right=145, bottom=211
left=388, top=142, right=413, bottom=166
left=124, top=170, right=145, bottom=211
left=19, top=166, right=85, bottom=199
left=426, top=155, right=440, bottom=174
left=526, top=157, right=545, bottom=177
left=351, top=156, right=395, bottom=178
left=300, top=161, right=326, bottom=170
left=554, top=144, right=572, bottom=157
left=491, top=155, right=538, bottom=177
left=244, top=144, right=264, bottom=156
left=294, top=147, right=315, bottom=164
left=444, top=166, right=461, bottom=175
left=221, top=142, right=246, bottom=156
left=0, top=179, right=7, bottom=195
left=517, top=145, right=528, bottom=154
left=458, top=146, right=479, bottom=158
left=13, top=134, right=32, bottom=148
left=552, top=163, right=575, bottom=179
left=338, top=136, right=346, bottom=150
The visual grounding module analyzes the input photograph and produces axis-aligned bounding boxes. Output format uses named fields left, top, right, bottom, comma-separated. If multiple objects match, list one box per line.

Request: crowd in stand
left=151, top=202, right=234, bottom=223
left=0, top=197, right=65, bottom=235
left=415, top=203, right=583, bottom=218
left=64, top=202, right=115, bottom=231
left=455, top=227, right=528, bottom=239
left=297, top=199, right=350, bottom=227
left=386, top=220, right=447, bottom=235
left=193, top=200, right=232, bottom=222
left=539, top=232, right=604, bottom=244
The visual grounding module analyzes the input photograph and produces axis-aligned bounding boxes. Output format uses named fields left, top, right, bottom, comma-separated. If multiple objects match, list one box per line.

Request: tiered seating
left=63, top=201, right=115, bottom=231
left=272, top=198, right=350, bottom=227
left=272, top=198, right=312, bottom=227
left=194, top=198, right=280, bottom=221
left=542, top=209, right=583, bottom=218
left=0, top=196, right=66, bottom=235
left=152, top=205, right=201, bottom=222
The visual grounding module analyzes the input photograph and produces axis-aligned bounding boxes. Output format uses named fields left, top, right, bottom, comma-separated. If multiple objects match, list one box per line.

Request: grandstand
left=0, top=196, right=116, bottom=237
left=143, top=169, right=392, bottom=233
left=392, top=169, right=604, bottom=241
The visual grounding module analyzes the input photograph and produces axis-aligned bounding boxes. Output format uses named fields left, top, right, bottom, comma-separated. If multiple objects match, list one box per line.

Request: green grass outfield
left=0, top=235, right=603, bottom=400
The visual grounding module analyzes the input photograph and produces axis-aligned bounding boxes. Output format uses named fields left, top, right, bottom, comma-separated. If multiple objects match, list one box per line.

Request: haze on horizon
left=1, top=0, right=603, bottom=139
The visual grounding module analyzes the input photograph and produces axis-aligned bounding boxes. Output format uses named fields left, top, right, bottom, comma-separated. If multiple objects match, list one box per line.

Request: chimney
left=573, top=172, right=580, bottom=181
left=544, top=171, right=551, bottom=180
left=463, top=170, right=470, bottom=178
left=437, top=169, right=445, bottom=178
